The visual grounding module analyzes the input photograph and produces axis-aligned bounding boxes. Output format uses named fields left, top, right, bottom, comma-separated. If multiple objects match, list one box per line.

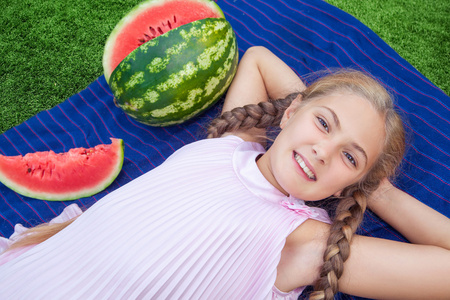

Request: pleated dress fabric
left=0, top=136, right=330, bottom=299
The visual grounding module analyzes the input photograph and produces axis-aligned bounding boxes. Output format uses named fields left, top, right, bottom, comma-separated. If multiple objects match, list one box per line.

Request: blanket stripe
left=1, top=1, right=448, bottom=299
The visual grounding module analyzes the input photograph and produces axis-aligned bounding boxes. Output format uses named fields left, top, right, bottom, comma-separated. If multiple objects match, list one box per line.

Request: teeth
left=294, top=153, right=316, bottom=180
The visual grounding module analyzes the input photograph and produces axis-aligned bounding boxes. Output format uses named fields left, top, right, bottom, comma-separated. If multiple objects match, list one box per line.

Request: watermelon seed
left=27, top=168, right=32, bottom=173
left=139, top=18, right=179, bottom=45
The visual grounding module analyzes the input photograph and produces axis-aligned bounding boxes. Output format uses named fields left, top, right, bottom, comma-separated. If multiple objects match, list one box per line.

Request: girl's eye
left=317, top=117, right=329, bottom=132
left=344, top=152, right=357, bottom=167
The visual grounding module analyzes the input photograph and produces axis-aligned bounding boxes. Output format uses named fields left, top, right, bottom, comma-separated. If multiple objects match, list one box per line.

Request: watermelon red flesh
left=0, top=138, right=124, bottom=201
left=104, top=0, right=224, bottom=81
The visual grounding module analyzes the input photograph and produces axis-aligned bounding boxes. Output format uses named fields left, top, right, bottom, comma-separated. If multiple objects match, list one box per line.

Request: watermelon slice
left=103, top=0, right=225, bottom=82
left=0, top=138, right=124, bottom=201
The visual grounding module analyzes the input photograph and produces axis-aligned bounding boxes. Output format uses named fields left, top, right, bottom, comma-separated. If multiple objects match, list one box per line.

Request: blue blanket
left=1, top=0, right=449, bottom=299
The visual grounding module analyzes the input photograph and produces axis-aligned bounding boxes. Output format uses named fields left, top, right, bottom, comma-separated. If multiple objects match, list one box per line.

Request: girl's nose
left=312, top=142, right=333, bottom=165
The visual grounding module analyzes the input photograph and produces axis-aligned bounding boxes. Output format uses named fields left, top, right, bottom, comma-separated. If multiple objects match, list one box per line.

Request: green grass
left=326, top=0, right=449, bottom=95
left=0, top=0, right=448, bottom=134
left=0, top=0, right=141, bottom=134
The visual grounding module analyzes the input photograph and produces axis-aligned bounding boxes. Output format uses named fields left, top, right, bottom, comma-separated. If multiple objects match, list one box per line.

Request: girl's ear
left=280, top=99, right=301, bottom=129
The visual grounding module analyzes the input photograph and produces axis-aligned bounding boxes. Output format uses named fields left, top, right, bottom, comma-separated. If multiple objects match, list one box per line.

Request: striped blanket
left=1, top=1, right=449, bottom=299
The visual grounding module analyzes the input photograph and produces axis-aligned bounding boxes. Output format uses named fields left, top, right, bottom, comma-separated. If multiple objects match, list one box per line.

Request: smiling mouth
left=294, top=153, right=317, bottom=181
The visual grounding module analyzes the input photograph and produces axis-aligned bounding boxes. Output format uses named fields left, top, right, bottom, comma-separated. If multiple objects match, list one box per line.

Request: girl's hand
left=367, top=178, right=395, bottom=210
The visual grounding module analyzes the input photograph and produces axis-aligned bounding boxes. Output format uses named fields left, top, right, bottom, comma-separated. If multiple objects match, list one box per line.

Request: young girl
left=1, top=46, right=449, bottom=300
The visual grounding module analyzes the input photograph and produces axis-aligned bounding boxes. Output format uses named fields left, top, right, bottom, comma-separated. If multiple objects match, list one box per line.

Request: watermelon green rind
left=103, top=0, right=225, bottom=82
left=109, top=18, right=238, bottom=126
left=0, top=138, right=124, bottom=201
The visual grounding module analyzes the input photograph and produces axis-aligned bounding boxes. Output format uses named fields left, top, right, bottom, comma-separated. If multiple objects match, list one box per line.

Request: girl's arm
left=336, top=180, right=450, bottom=298
left=218, top=47, right=305, bottom=142
left=339, top=233, right=450, bottom=299
left=368, top=179, right=450, bottom=250
left=221, top=46, right=305, bottom=113
left=279, top=220, right=450, bottom=299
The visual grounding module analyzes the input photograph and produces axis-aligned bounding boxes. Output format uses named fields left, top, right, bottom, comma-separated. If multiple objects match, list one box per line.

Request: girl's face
left=257, top=92, right=385, bottom=201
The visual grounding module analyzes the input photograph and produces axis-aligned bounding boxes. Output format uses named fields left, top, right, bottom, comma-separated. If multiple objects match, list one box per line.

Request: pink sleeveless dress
left=0, top=136, right=330, bottom=299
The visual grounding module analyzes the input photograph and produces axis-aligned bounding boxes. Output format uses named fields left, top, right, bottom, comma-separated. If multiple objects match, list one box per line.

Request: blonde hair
left=208, top=69, right=405, bottom=300
left=4, top=218, right=77, bottom=253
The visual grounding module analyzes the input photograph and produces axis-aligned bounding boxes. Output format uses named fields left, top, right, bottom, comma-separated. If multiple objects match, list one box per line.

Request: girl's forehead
left=306, top=91, right=370, bottom=106
left=305, top=92, right=380, bottom=120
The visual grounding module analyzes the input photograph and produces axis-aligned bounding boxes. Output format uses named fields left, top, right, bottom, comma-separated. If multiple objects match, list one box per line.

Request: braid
left=207, top=93, right=299, bottom=138
left=310, top=190, right=367, bottom=300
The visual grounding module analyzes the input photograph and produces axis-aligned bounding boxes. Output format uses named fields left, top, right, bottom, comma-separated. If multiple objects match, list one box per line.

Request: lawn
left=0, top=0, right=448, bottom=134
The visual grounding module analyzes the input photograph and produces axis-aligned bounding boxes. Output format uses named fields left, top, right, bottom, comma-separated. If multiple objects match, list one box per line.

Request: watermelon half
left=0, top=138, right=124, bottom=201
left=103, top=0, right=225, bottom=82
left=102, top=0, right=238, bottom=126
